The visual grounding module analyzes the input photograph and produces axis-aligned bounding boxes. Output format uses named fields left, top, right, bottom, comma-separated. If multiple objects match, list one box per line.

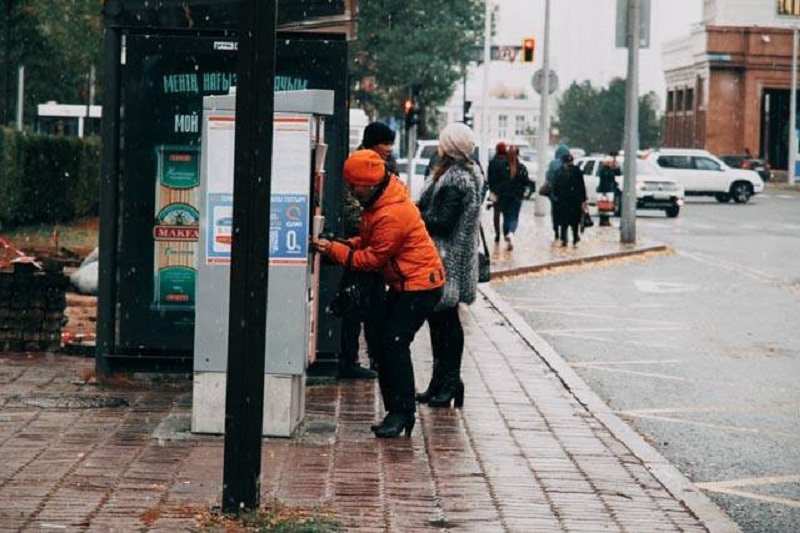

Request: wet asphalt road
left=495, top=188, right=800, bottom=532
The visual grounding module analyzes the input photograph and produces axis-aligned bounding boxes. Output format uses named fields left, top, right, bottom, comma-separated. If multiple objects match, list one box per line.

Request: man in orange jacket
left=313, top=150, right=444, bottom=438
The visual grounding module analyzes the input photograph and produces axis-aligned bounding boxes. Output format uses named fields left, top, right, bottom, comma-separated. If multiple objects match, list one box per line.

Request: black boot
left=428, top=371, right=465, bottom=408
left=372, top=412, right=415, bottom=438
left=415, top=360, right=444, bottom=403
left=428, top=378, right=464, bottom=408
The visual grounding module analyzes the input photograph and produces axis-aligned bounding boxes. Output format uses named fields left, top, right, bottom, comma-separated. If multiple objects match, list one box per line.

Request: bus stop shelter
left=97, top=0, right=356, bottom=375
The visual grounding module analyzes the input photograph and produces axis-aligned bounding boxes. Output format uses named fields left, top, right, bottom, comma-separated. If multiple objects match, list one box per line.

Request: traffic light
left=522, top=37, right=535, bottom=63
left=404, top=99, right=420, bottom=129
left=463, top=100, right=474, bottom=128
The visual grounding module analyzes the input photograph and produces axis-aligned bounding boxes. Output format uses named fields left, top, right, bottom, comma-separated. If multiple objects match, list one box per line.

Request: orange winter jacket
left=328, top=176, right=445, bottom=292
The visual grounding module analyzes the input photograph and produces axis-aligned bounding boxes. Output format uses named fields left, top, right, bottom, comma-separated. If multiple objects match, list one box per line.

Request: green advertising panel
left=116, top=33, right=348, bottom=355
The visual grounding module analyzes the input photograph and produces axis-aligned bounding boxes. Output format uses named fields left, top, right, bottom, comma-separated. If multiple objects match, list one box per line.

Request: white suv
left=645, top=148, right=764, bottom=204
left=576, top=156, right=685, bottom=218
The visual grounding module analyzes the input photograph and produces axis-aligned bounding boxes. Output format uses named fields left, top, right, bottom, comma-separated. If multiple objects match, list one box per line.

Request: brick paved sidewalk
left=1, top=293, right=718, bottom=532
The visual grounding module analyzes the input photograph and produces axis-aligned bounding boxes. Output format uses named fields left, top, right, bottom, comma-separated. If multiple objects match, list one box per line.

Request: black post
left=96, top=21, right=121, bottom=377
left=3, top=0, right=13, bottom=125
left=462, top=64, right=467, bottom=122
left=222, top=0, right=277, bottom=513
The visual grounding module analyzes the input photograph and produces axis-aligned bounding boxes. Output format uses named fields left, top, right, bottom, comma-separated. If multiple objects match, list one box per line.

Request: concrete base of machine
left=192, top=371, right=305, bottom=437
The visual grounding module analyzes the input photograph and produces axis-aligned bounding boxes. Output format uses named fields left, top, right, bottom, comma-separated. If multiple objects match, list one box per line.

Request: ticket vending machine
left=193, top=89, right=333, bottom=437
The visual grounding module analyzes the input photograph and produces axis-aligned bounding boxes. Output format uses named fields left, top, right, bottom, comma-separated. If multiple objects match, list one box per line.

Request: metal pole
left=96, top=21, right=121, bottom=377
left=788, top=26, right=798, bottom=184
left=4, top=0, right=12, bottom=125
left=621, top=0, right=640, bottom=244
left=15, top=65, right=22, bottom=130
left=406, top=119, right=416, bottom=198
left=534, top=0, right=551, bottom=216
left=479, top=0, right=491, bottom=166
left=222, top=0, right=277, bottom=513
left=462, top=65, right=467, bottom=122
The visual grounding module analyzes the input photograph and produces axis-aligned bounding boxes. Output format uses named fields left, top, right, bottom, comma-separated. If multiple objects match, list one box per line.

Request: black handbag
left=478, top=225, right=491, bottom=283
left=581, top=211, right=594, bottom=232
left=329, top=271, right=384, bottom=319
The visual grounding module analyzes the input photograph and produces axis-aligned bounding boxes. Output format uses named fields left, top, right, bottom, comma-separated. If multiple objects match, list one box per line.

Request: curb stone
left=479, top=283, right=742, bottom=533
left=492, top=243, right=671, bottom=279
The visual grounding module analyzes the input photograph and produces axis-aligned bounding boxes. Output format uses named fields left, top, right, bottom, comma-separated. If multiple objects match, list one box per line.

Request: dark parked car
left=720, top=154, right=772, bottom=182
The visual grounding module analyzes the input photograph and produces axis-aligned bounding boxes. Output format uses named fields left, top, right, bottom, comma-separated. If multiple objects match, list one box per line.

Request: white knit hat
left=439, top=123, right=475, bottom=161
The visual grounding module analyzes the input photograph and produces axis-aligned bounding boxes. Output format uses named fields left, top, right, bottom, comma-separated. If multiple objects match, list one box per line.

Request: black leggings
left=427, top=306, right=464, bottom=373
left=373, top=287, right=442, bottom=413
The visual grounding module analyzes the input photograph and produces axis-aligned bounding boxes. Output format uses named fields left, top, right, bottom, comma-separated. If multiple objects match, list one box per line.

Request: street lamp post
left=620, top=0, right=640, bottom=244
left=534, top=0, right=551, bottom=217
left=789, top=26, right=798, bottom=184
left=479, top=0, right=491, bottom=166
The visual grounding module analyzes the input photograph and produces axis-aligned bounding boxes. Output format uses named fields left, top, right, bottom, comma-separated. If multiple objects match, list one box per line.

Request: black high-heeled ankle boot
left=415, top=361, right=444, bottom=404
left=427, top=378, right=464, bottom=408
left=372, top=412, right=415, bottom=438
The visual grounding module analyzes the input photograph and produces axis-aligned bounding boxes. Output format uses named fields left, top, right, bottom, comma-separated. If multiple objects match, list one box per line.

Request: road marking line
left=537, top=326, right=682, bottom=333
left=695, top=476, right=800, bottom=508
left=514, top=307, right=683, bottom=326
left=696, top=474, right=800, bottom=489
left=580, top=366, right=707, bottom=383
left=618, top=413, right=797, bottom=438
left=551, top=334, right=675, bottom=349
left=573, top=359, right=685, bottom=367
left=620, top=401, right=800, bottom=416
left=699, top=487, right=800, bottom=508
left=678, top=249, right=777, bottom=284
left=576, top=365, right=736, bottom=385
left=507, top=298, right=667, bottom=309
left=634, top=280, right=702, bottom=293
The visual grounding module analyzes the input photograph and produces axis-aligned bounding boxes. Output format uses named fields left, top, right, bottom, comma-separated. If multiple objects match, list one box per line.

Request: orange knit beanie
left=343, top=149, right=386, bottom=187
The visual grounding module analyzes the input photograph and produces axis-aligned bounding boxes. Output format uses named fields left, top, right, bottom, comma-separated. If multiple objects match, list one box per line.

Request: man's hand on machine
left=311, top=238, right=332, bottom=254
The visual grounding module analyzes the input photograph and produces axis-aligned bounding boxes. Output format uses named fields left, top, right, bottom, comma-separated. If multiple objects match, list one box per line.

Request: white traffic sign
left=532, top=69, right=558, bottom=95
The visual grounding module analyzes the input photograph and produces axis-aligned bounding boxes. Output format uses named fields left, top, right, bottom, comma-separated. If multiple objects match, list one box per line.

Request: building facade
left=663, top=0, right=799, bottom=169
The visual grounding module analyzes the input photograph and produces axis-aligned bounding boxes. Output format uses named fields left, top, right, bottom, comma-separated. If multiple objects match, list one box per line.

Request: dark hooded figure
left=545, top=144, right=571, bottom=240
left=552, top=153, right=587, bottom=247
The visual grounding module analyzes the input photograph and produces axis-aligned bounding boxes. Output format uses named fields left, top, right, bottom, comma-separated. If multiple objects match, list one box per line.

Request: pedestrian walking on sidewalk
left=416, top=123, right=482, bottom=409
left=338, top=122, right=398, bottom=379
left=313, top=150, right=444, bottom=438
left=545, top=144, right=571, bottom=240
left=597, top=153, right=621, bottom=227
left=487, top=143, right=530, bottom=251
left=553, top=153, right=587, bottom=247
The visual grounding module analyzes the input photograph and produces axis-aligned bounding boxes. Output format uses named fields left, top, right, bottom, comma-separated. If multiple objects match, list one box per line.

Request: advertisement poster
left=204, top=114, right=311, bottom=265
left=117, top=33, right=348, bottom=354
left=153, top=145, right=201, bottom=308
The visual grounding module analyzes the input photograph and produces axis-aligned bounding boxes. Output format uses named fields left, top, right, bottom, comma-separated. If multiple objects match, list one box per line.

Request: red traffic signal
left=522, top=38, right=535, bottom=63
left=403, top=99, right=414, bottom=115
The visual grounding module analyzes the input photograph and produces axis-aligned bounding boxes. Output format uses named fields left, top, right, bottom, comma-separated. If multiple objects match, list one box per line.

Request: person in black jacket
left=338, top=122, right=398, bottom=379
left=487, top=143, right=530, bottom=250
left=552, top=153, right=587, bottom=247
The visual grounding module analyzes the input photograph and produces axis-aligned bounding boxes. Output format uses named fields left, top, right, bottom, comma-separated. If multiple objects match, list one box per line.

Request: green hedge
left=0, top=128, right=100, bottom=227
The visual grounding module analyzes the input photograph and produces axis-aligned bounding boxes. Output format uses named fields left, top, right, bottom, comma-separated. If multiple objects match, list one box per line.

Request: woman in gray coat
left=415, top=123, right=483, bottom=408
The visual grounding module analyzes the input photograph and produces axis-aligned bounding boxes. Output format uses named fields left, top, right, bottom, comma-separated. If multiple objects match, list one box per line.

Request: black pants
left=340, top=273, right=385, bottom=366
left=427, top=305, right=463, bottom=375
left=374, top=287, right=442, bottom=414
left=341, top=311, right=382, bottom=366
left=549, top=198, right=560, bottom=237
left=559, top=222, right=580, bottom=244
